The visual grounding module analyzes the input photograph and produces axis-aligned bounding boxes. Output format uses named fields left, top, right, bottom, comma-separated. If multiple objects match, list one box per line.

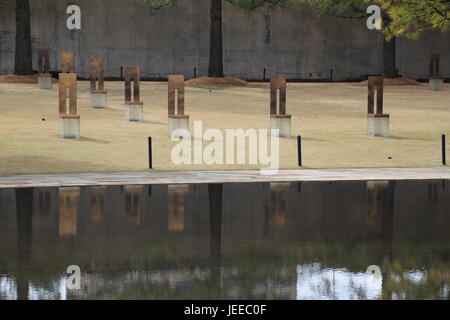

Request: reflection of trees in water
left=58, top=240, right=449, bottom=300
left=2, top=236, right=449, bottom=300
left=381, top=251, right=450, bottom=300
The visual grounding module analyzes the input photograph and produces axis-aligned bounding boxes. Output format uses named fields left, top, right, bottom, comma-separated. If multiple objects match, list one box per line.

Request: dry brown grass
left=0, top=80, right=448, bottom=175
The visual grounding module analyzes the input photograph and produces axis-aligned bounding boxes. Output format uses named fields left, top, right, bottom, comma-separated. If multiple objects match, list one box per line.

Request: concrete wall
left=0, top=0, right=449, bottom=81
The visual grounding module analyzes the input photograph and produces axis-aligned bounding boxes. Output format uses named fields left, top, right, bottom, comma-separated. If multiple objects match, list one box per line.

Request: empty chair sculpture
left=61, top=53, right=75, bottom=73
left=124, top=67, right=144, bottom=122
left=90, top=59, right=108, bottom=109
left=59, top=73, right=80, bottom=139
left=168, top=75, right=190, bottom=138
left=270, top=77, right=292, bottom=138
left=37, top=48, right=52, bottom=89
left=429, top=54, right=444, bottom=91
left=367, top=76, right=389, bottom=137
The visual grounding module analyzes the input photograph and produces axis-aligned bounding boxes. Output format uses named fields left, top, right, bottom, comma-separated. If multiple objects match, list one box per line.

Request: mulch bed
left=0, top=74, right=58, bottom=84
left=185, top=76, right=248, bottom=88
left=358, top=77, right=423, bottom=86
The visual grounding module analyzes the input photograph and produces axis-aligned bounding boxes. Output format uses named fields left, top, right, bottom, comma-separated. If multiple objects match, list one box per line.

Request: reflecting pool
left=0, top=180, right=449, bottom=300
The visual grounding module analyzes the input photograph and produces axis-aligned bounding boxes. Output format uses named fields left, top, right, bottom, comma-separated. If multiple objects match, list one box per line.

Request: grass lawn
left=0, top=81, right=448, bottom=175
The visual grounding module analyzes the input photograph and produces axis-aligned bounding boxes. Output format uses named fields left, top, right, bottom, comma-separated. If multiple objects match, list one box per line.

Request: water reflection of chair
left=58, top=187, right=79, bottom=237
left=367, top=181, right=395, bottom=261
left=168, top=185, right=189, bottom=232
left=90, top=186, right=106, bottom=223
left=367, top=181, right=394, bottom=226
left=124, top=186, right=142, bottom=226
left=269, top=183, right=289, bottom=227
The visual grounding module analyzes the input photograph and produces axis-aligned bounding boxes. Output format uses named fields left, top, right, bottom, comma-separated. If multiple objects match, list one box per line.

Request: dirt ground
left=0, top=80, right=449, bottom=175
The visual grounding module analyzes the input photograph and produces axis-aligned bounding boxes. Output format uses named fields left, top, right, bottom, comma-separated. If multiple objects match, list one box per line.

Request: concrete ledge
left=0, top=168, right=449, bottom=189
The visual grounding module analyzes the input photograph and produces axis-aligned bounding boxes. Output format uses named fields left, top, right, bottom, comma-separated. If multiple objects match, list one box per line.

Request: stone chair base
left=429, top=78, right=444, bottom=91
left=368, top=114, right=389, bottom=137
left=38, top=74, right=52, bottom=90
left=91, top=90, right=107, bottom=109
left=59, top=114, right=80, bottom=139
left=270, top=114, right=292, bottom=138
left=125, top=102, right=144, bottom=122
left=169, top=114, right=190, bottom=138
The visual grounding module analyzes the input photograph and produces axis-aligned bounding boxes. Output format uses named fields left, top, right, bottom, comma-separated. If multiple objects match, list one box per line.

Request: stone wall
left=0, top=0, right=449, bottom=80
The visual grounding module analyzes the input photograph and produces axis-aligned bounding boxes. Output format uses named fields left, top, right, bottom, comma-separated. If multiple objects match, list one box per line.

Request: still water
left=0, top=180, right=449, bottom=300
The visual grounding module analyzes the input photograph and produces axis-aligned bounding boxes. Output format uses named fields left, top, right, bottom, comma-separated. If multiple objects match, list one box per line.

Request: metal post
left=148, top=137, right=153, bottom=169
left=443, top=134, right=447, bottom=166
left=263, top=68, right=266, bottom=81
left=194, top=67, right=197, bottom=79
left=330, top=68, right=333, bottom=82
left=297, top=135, right=302, bottom=167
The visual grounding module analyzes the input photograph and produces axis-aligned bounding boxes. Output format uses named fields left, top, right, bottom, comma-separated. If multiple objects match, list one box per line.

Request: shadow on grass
left=288, top=136, right=331, bottom=142
left=141, top=120, right=166, bottom=126
left=49, top=135, right=111, bottom=144
left=0, top=155, right=102, bottom=175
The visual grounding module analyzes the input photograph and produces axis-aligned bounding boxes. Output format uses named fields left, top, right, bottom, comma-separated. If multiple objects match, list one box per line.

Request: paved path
left=0, top=168, right=449, bottom=188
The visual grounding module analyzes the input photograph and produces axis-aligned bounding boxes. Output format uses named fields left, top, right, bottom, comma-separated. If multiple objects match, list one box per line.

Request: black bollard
left=443, top=134, right=447, bottom=166
left=297, top=135, right=302, bottom=167
left=148, top=137, right=153, bottom=169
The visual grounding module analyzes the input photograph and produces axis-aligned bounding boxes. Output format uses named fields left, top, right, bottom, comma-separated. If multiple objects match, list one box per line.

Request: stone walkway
left=0, top=168, right=449, bottom=188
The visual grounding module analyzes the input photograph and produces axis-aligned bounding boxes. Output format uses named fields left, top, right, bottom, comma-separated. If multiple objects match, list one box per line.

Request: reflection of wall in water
left=0, top=189, right=18, bottom=236
left=0, top=179, right=449, bottom=245
left=393, top=180, right=450, bottom=239
left=222, top=181, right=368, bottom=242
left=34, top=188, right=59, bottom=238
left=58, top=187, right=79, bottom=237
left=38, top=188, right=52, bottom=217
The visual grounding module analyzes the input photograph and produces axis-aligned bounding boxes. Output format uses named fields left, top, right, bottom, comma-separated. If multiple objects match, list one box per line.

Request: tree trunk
left=383, top=37, right=397, bottom=78
left=208, top=0, right=224, bottom=78
left=14, top=0, right=33, bottom=75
